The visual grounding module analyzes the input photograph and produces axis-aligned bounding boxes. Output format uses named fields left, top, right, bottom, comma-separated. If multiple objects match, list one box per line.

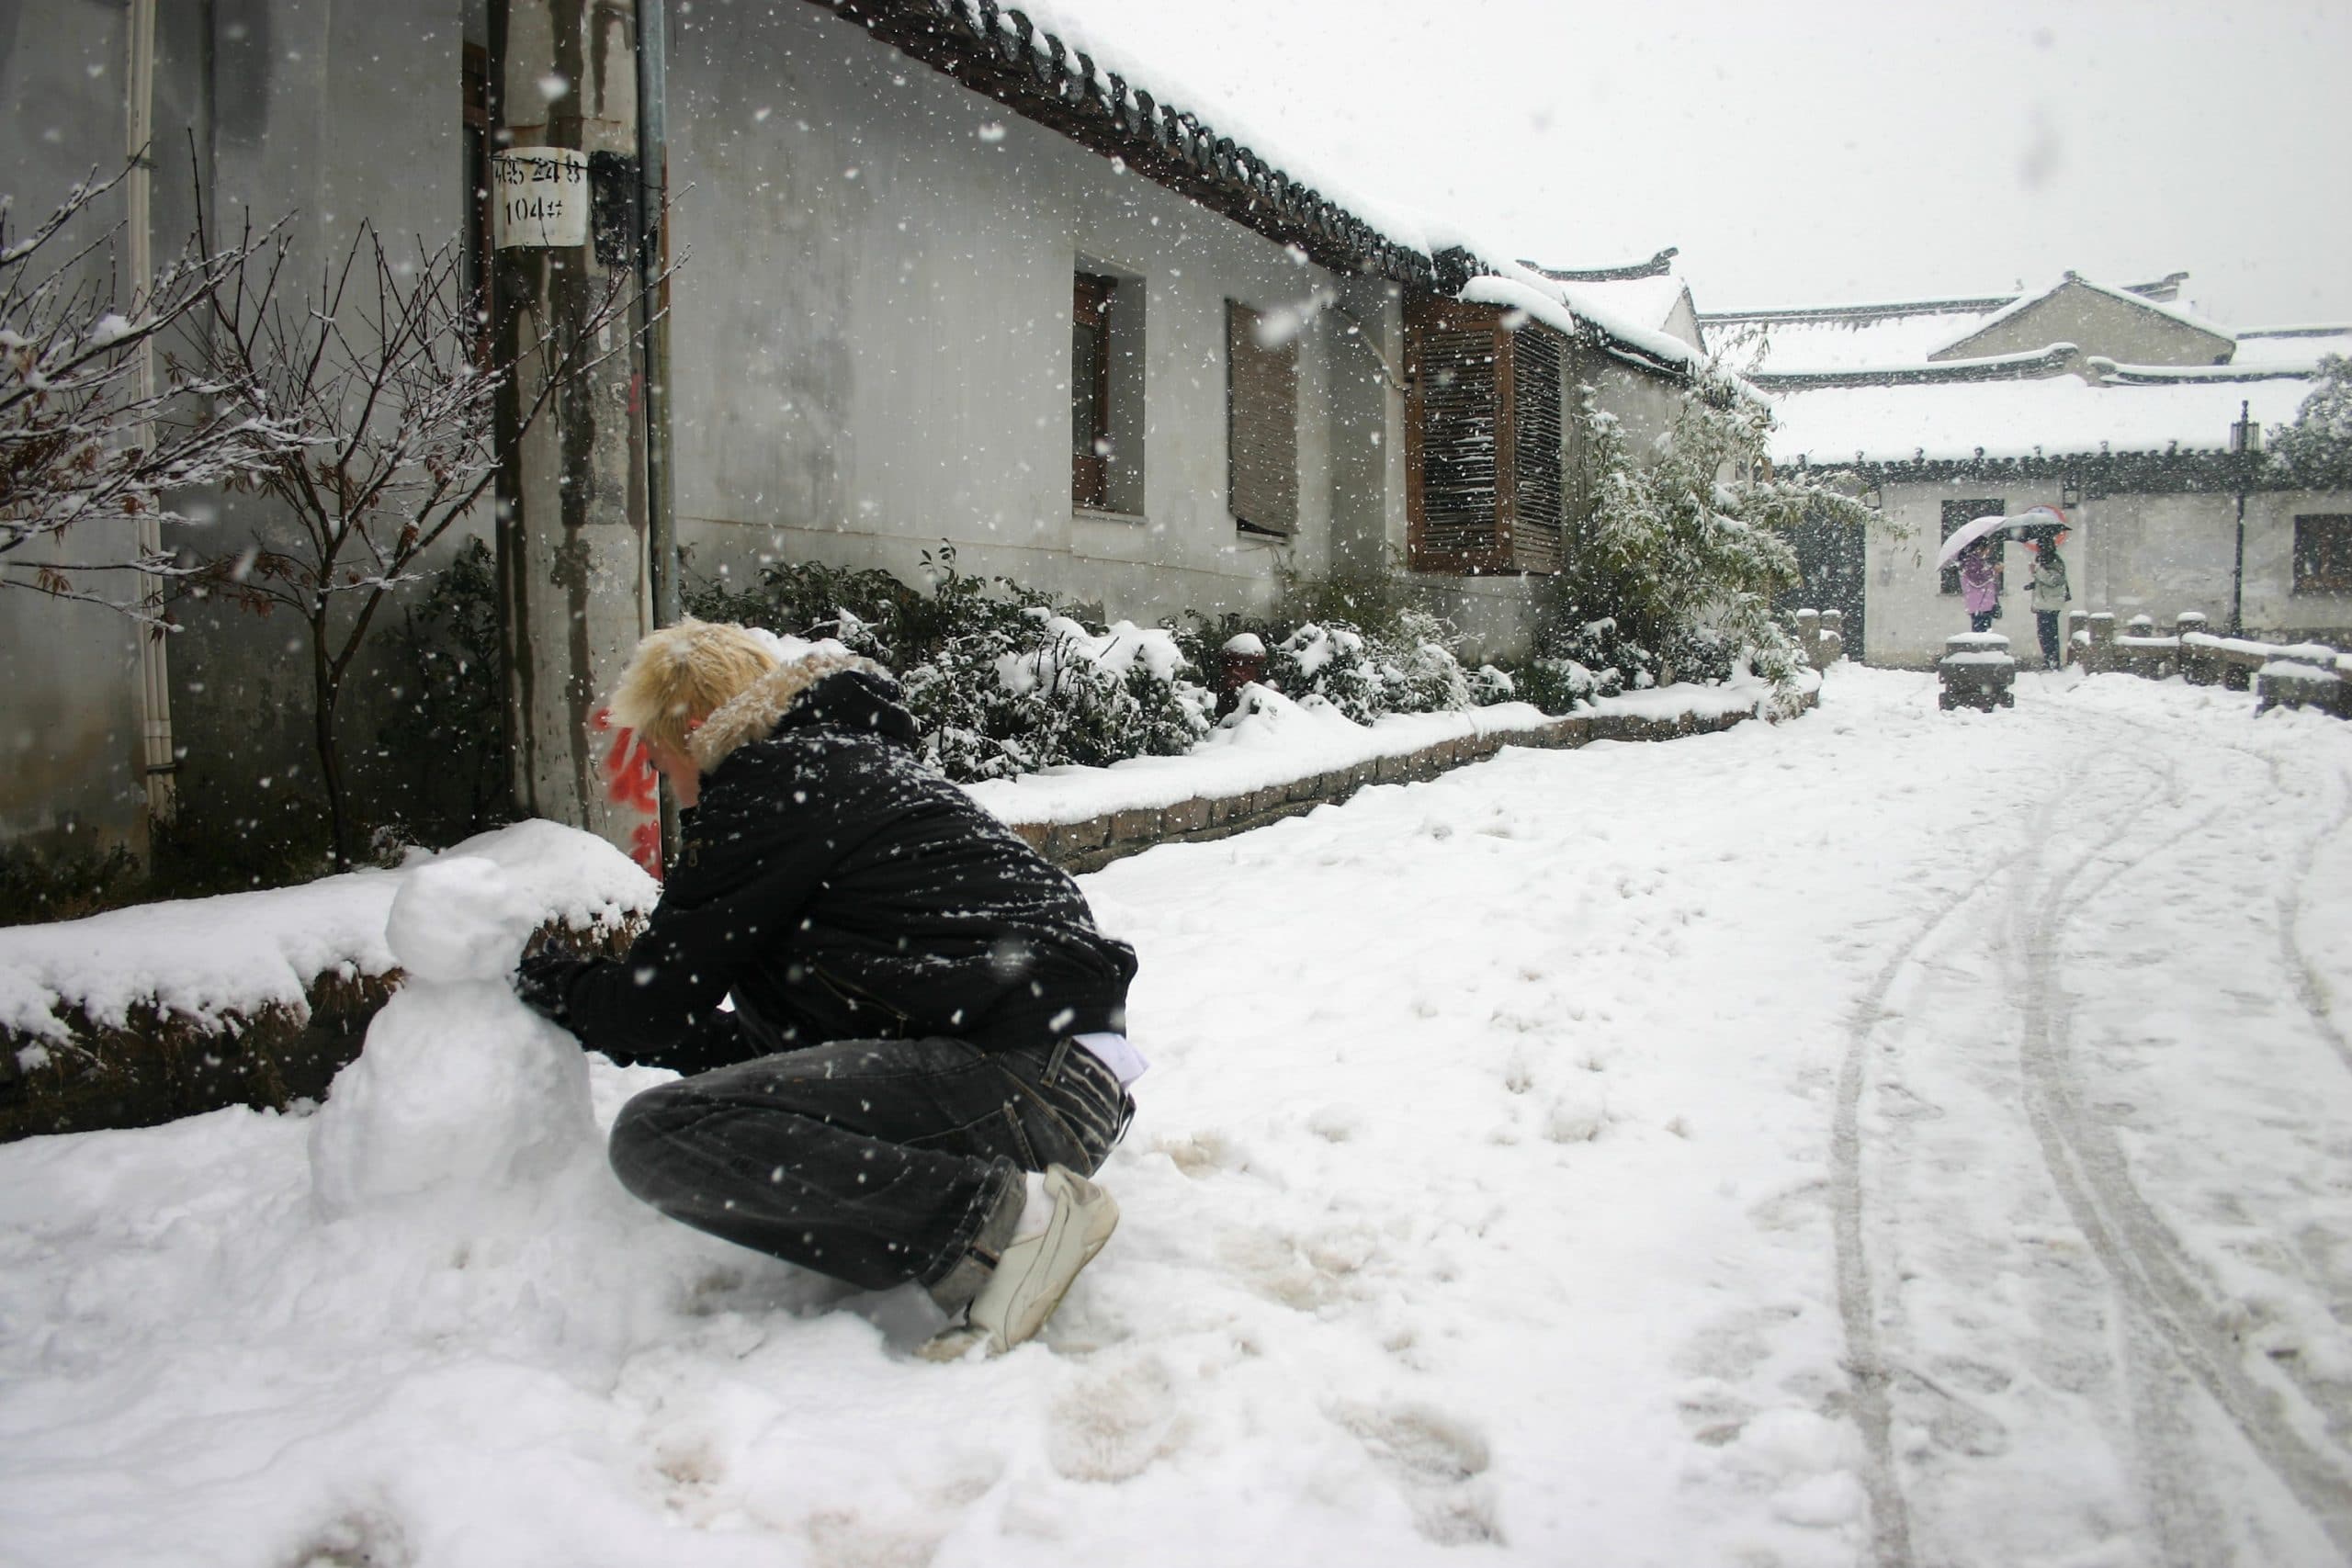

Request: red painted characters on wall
left=593, top=707, right=663, bottom=878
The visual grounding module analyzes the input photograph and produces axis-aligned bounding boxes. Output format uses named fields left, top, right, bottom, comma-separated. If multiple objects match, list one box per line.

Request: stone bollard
left=2067, top=609, right=2090, bottom=667
left=2176, top=613, right=2219, bottom=686
left=1794, top=608, right=1821, bottom=668
left=1819, top=610, right=1845, bottom=666
left=1214, top=632, right=1270, bottom=716
left=2085, top=612, right=2118, bottom=674
left=1939, top=632, right=2017, bottom=712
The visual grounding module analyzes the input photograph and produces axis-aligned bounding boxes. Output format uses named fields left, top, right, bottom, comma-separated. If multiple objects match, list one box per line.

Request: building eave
left=812, top=0, right=1454, bottom=288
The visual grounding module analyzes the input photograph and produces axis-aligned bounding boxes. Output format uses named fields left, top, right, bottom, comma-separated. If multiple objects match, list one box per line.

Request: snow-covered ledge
left=0, top=676, right=1813, bottom=1141
left=973, top=673, right=1814, bottom=872
left=0, top=823, right=656, bottom=1142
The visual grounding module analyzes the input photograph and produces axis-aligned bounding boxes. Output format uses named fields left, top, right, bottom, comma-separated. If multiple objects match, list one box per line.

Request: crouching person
left=515, top=620, right=1144, bottom=1357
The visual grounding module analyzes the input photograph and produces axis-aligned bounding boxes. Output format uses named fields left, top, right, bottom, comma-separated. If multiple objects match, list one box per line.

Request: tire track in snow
left=2016, top=734, right=2352, bottom=1560
left=2278, top=763, right=2352, bottom=1076
left=1834, top=868, right=2015, bottom=1568
left=1832, top=734, right=2138, bottom=1568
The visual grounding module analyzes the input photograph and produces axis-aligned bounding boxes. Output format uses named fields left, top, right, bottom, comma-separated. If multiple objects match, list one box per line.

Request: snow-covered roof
left=1713, top=309, right=1988, bottom=372
left=1460, top=268, right=1721, bottom=385
left=1770, top=371, right=2315, bottom=466
left=1928, top=273, right=2233, bottom=359
left=1539, top=273, right=1691, bottom=337
left=2233, top=328, right=2352, bottom=369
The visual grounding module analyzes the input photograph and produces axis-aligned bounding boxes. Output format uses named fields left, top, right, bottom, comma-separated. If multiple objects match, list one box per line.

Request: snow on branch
left=0, top=162, right=303, bottom=617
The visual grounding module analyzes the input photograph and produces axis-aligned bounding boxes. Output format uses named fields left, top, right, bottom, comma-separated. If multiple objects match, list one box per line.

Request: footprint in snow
left=1047, top=1350, right=1187, bottom=1482
left=1333, top=1401, right=1504, bottom=1546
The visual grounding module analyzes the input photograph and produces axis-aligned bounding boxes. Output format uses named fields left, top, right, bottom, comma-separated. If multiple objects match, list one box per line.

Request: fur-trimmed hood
left=687, top=651, right=907, bottom=773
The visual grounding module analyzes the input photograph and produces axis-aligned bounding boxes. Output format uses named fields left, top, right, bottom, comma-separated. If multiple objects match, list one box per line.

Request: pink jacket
left=1959, top=550, right=1998, bottom=615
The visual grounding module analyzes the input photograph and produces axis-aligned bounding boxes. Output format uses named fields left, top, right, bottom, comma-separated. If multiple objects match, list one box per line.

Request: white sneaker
left=921, top=1165, right=1118, bottom=1359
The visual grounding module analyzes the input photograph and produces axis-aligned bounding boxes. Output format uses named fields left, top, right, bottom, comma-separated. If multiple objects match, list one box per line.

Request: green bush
left=691, top=547, right=1212, bottom=784
left=375, top=537, right=515, bottom=846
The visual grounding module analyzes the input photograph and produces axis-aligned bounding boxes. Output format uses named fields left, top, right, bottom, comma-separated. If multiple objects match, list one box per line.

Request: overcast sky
left=1042, top=0, right=2352, bottom=327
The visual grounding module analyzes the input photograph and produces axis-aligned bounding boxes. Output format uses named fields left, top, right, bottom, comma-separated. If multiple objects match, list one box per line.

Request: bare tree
left=0, top=164, right=296, bottom=615
left=187, top=206, right=650, bottom=870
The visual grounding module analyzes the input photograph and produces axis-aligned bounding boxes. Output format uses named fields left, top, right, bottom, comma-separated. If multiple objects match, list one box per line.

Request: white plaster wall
left=665, top=2, right=1397, bottom=631
left=1863, top=479, right=2086, bottom=667
left=1935, top=282, right=2233, bottom=367
left=0, top=1, right=150, bottom=851
left=1863, top=479, right=2352, bottom=665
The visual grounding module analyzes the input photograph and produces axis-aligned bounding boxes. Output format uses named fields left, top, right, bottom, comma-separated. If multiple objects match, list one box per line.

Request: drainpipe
left=126, top=0, right=176, bottom=827
left=637, top=0, right=675, bottom=631
left=635, top=0, right=683, bottom=862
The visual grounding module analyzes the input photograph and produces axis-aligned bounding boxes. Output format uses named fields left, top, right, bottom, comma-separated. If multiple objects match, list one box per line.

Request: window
left=1071, top=273, right=1114, bottom=509
left=1070, top=268, right=1145, bottom=513
left=1403, top=294, right=1565, bottom=574
left=1939, top=499, right=2007, bottom=595
left=1227, top=301, right=1298, bottom=536
left=2293, top=514, right=2352, bottom=593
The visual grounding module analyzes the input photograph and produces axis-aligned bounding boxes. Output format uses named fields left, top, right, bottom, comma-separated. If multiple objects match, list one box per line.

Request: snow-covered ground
left=5, top=667, right=2352, bottom=1566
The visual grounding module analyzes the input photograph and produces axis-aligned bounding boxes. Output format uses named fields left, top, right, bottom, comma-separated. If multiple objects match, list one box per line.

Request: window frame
left=1402, top=293, right=1566, bottom=577
left=2292, top=513, right=2352, bottom=595
left=1226, top=299, right=1299, bottom=537
left=1071, top=273, right=1116, bottom=512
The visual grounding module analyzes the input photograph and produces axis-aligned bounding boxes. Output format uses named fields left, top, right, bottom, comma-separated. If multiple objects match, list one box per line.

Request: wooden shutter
left=1227, top=301, right=1298, bottom=535
left=1405, top=294, right=1566, bottom=575
left=1511, top=323, right=1566, bottom=573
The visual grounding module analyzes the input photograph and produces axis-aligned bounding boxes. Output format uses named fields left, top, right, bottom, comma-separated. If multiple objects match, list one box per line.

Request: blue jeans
left=607, top=1034, right=1131, bottom=1307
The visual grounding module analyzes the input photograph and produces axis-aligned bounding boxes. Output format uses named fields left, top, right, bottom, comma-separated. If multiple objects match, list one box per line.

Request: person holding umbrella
left=2025, top=521, right=2073, bottom=669
left=1959, top=537, right=2001, bottom=633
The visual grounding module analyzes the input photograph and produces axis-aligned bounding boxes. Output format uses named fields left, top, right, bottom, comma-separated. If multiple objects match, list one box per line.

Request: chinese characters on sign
left=491, top=147, right=590, bottom=249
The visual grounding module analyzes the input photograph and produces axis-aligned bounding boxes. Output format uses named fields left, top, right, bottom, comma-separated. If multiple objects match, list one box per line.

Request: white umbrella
left=1935, top=506, right=2066, bottom=570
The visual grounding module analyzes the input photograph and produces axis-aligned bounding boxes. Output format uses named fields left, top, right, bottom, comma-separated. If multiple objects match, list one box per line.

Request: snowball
left=385, top=857, right=541, bottom=983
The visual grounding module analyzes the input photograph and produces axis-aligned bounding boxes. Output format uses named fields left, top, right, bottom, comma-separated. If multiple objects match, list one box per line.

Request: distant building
left=1706, top=275, right=2352, bottom=665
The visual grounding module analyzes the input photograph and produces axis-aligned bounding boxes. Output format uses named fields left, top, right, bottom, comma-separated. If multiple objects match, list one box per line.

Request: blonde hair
left=608, top=619, right=782, bottom=755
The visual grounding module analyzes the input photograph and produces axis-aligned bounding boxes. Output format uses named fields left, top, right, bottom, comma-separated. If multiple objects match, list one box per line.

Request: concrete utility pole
left=494, top=0, right=653, bottom=852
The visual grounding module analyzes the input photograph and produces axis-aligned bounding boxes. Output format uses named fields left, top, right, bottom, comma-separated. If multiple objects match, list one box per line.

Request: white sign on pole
left=491, top=146, right=590, bottom=249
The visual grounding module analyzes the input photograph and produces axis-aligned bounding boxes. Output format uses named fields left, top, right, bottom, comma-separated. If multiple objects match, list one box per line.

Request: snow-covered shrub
left=2272, top=354, right=2352, bottom=489
left=1271, top=607, right=1480, bottom=722
left=686, top=546, right=1209, bottom=782
left=1377, top=608, right=1476, bottom=715
left=683, top=556, right=915, bottom=661
left=1540, top=374, right=1877, bottom=698
left=1272, top=621, right=1384, bottom=723
left=905, top=613, right=1211, bottom=782
left=1467, top=663, right=1516, bottom=706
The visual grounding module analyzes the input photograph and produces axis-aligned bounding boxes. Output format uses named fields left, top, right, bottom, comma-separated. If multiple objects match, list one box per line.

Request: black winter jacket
left=548, top=656, right=1136, bottom=1077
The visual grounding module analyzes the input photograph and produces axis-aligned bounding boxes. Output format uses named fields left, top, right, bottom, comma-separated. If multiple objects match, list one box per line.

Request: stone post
left=1794, top=608, right=1821, bottom=669
left=2085, top=612, right=2117, bottom=674
left=497, top=0, right=655, bottom=857
left=2177, top=611, right=2216, bottom=685
left=1819, top=610, right=1845, bottom=666
left=2066, top=609, right=2089, bottom=667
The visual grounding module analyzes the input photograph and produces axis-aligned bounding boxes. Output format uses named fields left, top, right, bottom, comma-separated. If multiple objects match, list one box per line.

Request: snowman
left=309, top=856, right=596, bottom=1218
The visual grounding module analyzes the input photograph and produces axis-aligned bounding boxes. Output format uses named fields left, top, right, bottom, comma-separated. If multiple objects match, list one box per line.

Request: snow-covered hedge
left=903, top=612, right=1212, bottom=782
left=689, top=554, right=1532, bottom=784
left=1270, top=609, right=1496, bottom=724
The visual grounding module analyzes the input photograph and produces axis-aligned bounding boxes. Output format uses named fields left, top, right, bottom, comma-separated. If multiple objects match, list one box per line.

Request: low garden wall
left=2070, top=610, right=2351, bottom=717
left=0, top=686, right=1809, bottom=1142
